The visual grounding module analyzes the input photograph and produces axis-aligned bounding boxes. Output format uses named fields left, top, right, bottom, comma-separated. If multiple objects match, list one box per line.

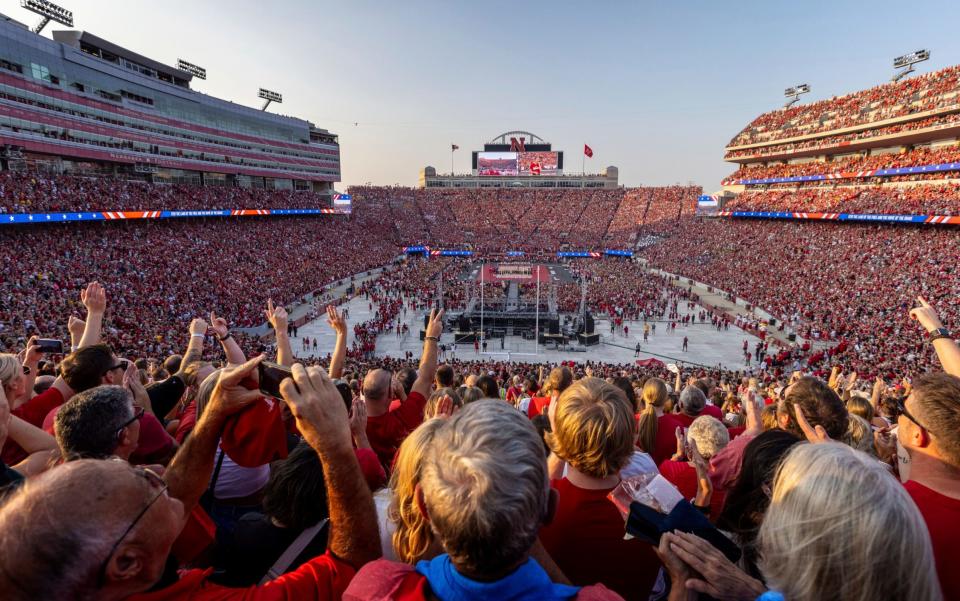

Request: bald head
left=0, top=460, right=182, bottom=600
left=363, top=369, right=393, bottom=405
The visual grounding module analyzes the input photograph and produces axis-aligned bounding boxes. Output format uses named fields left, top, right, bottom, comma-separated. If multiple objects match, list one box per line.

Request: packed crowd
left=641, top=217, right=960, bottom=378
left=725, top=145, right=960, bottom=183
left=0, top=217, right=397, bottom=358
left=0, top=171, right=331, bottom=213
left=724, top=111, right=960, bottom=161
left=723, top=183, right=960, bottom=215
left=1, top=270, right=958, bottom=601
left=349, top=186, right=701, bottom=252
left=728, top=64, right=960, bottom=147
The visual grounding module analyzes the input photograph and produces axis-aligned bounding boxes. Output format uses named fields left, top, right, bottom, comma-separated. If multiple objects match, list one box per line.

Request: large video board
left=477, top=151, right=560, bottom=176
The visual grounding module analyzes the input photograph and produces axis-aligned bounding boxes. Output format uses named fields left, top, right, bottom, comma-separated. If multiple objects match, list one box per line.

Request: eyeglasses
left=97, top=467, right=168, bottom=588
left=103, top=359, right=130, bottom=376
left=114, top=406, right=145, bottom=439
left=896, top=397, right=934, bottom=434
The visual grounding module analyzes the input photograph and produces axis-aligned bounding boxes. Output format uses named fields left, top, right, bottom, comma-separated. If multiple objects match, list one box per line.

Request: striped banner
left=0, top=207, right=350, bottom=226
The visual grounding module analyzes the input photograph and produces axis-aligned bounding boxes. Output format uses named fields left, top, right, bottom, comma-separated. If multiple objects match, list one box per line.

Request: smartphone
left=258, top=361, right=293, bottom=399
left=36, top=338, right=64, bottom=354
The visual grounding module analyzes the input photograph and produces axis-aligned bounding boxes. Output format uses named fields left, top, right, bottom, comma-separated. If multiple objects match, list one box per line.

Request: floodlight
left=783, top=83, right=810, bottom=108
left=892, top=50, right=930, bottom=82
left=21, top=0, right=73, bottom=33
left=176, top=59, right=206, bottom=80
left=258, top=88, right=282, bottom=111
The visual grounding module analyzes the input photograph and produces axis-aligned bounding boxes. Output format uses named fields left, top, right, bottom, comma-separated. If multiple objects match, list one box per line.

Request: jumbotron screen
left=477, top=151, right=560, bottom=176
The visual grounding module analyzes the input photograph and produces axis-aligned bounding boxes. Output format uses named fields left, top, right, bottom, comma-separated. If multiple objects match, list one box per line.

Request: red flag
left=530, top=162, right=541, bottom=175
left=584, top=144, right=593, bottom=158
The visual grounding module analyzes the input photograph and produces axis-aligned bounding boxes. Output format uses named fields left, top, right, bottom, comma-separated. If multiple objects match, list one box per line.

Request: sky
left=6, top=0, right=960, bottom=191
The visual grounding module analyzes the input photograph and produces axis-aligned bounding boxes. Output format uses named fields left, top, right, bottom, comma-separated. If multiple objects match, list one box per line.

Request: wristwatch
left=929, top=328, right=952, bottom=343
left=21, top=365, right=31, bottom=375
left=425, top=336, right=439, bottom=342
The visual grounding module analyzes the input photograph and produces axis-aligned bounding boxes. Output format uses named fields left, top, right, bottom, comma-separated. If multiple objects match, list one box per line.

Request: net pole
left=480, top=261, right=484, bottom=349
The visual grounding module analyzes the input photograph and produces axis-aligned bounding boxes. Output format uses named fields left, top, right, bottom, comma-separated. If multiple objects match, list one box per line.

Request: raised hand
left=80, top=281, right=107, bottom=315
left=794, top=404, right=830, bottom=443
left=326, top=305, right=347, bottom=335
left=349, top=397, right=367, bottom=437
left=265, top=299, right=289, bottom=332
left=909, top=296, right=945, bottom=333
left=189, top=318, right=209, bottom=337
left=206, top=356, right=265, bottom=419
left=209, top=311, right=230, bottom=339
left=67, top=315, right=86, bottom=341
left=435, top=394, right=455, bottom=418
left=280, top=363, right=352, bottom=451
left=425, top=307, right=445, bottom=339
left=23, top=336, right=43, bottom=365
left=122, top=359, right=150, bottom=412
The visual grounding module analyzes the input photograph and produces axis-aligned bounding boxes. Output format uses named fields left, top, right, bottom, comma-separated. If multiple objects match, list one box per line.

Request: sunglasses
left=896, top=397, right=934, bottom=434
left=103, top=359, right=130, bottom=376
left=96, top=466, right=168, bottom=588
left=114, top=406, right=145, bottom=439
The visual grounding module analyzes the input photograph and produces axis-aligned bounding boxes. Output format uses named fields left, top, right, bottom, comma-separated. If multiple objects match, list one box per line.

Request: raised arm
left=326, top=305, right=348, bottom=379
left=174, top=318, right=208, bottom=379
left=19, top=337, right=41, bottom=400
left=910, top=296, right=960, bottom=377
left=67, top=315, right=85, bottom=353
left=163, top=355, right=264, bottom=513
left=281, top=363, right=380, bottom=567
left=411, top=309, right=444, bottom=400
left=77, top=281, right=106, bottom=349
left=210, top=311, right=246, bottom=366
left=265, top=299, right=293, bottom=367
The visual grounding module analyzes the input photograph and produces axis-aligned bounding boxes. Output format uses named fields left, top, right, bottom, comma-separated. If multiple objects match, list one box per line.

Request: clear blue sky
left=7, top=0, right=960, bottom=191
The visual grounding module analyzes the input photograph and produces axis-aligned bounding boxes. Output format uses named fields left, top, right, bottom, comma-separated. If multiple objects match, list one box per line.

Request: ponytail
left=637, top=378, right=668, bottom=454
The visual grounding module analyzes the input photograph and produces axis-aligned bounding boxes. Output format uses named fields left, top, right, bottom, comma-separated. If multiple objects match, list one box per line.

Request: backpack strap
left=258, top=518, right=329, bottom=584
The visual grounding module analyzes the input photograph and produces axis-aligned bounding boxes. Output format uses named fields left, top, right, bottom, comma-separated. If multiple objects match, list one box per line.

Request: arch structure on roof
left=489, top=130, right=546, bottom=144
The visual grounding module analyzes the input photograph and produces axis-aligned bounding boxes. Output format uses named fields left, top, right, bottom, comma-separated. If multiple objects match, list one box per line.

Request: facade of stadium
left=0, top=13, right=339, bottom=196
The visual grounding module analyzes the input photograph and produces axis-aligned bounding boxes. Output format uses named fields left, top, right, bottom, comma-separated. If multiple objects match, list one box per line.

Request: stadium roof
left=52, top=29, right=191, bottom=87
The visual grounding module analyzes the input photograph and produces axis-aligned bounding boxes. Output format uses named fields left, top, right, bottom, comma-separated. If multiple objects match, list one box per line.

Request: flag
left=584, top=144, right=593, bottom=158
left=451, top=144, right=459, bottom=151
left=530, top=162, right=541, bottom=175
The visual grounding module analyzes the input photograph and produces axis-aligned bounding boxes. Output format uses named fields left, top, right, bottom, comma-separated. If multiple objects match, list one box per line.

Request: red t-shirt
left=366, top=391, right=427, bottom=468
left=657, top=459, right=726, bottom=521
left=539, top=478, right=660, bottom=601
left=128, top=551, right=355, bottom=600
left=527, top=395, right=551, bottom=418
left=702, top=404, right=723, bottom=421
left=904, top=480, right=960, bottom=601
left=651, top=413, right=683, bottom=465
left=1, top=386, right=64, bottom=465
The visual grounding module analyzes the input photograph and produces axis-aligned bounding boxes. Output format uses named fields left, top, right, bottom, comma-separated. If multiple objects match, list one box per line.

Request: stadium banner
left=604, top=250, right=634, bottom=257
left=557, top=251, right=602, bottom=258
left=715, top=211, right=960, bottom=225
left=722, top=161, right=960, bottom=186
left=478, top=264, right=550, bottom=283
left=0, top=208, right=346, bottom=226
left=506, top=250, right=526, bottom=257
left=403, top=245, right=429, bottom=253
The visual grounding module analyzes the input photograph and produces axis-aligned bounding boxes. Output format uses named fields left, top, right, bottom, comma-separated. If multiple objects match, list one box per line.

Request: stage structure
left=428, top=262, right=599, bottom=356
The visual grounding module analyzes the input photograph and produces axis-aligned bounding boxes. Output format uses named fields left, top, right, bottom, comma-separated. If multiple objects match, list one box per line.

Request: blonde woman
left=658, top=442, right=941, bottom=601
left=373, top=418, right=445, bottom=563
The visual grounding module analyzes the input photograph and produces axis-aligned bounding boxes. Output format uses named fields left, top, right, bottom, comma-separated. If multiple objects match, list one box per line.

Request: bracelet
left=218, top=333, right=233, bottom=342
left=929, top=328, right=952, bottom=343
left=425, top=336, right=439, bottom=342
left=191, top=333, right=205, bottom=338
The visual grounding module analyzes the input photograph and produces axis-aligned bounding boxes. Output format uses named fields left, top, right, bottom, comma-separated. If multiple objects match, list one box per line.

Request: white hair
left=420, top=400, right=547, bottom=577
left=686, top=415, right=729, bottom=459
left=759, top=442, right=941, bottom=601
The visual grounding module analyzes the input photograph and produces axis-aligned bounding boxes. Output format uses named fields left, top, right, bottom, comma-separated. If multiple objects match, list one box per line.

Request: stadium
left=0, top=4, right=958, bottom=601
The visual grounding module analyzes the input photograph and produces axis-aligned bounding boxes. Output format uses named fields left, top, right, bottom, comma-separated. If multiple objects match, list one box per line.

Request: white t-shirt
left=374, top=487, right=398, bottom=561
left=212, top=443, right=270, bottom=500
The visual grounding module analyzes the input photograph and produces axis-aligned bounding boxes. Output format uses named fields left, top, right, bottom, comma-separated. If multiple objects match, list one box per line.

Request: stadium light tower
left=258, top=88, right=283, bottom=111
left=20, top=0, right=73, bottom=34
left=892, top=50, right=930, bottom=82
left=783, top=84, right=810, bottom=109
left=177, top=59, right=207, bottom=80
